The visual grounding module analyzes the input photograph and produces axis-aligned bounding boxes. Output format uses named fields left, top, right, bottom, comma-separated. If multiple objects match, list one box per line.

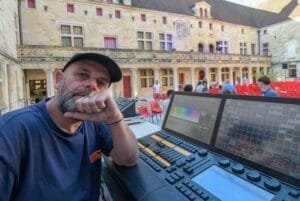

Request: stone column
left=130, top=68, right=138, bottom=97
left=297, top=62, right=300, bottom=77
left=229, top=67, right=233, bottom=84
left=239, top=67, right=243, bottom=84
left=44, top=68, right=55, bottom=97
left=205, top=67, right=210, bottom=86
left=172, top=67, right=178, bottom=91
left=217, top=67, right=222, bottom=85
left=263, top=67, right=267, bottom=75
left=154, top=68, right=160, bottom=83
left=190, top=67, right=195, bottom=87
left=248, top=67, right=253, bottom=83
left=1, top=62, right=10, bottom=113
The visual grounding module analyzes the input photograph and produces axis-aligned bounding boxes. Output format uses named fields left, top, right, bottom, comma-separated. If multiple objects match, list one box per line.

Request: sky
left=226, top=0, right=265, bottom=7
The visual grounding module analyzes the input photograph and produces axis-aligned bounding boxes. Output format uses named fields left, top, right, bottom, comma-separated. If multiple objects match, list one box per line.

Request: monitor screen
left=215, top=99, right=300, bottom=180
left=164, top=94, right=221, bottom=144
left=192, top=165, right=274, bottom=201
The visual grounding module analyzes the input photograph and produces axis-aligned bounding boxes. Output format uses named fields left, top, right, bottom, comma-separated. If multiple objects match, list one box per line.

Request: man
left=183, top=84, right=193, bottom=92
left=222, top=80, right=235, bottom=94
left=152, top=80, right=160, bottom=100
left=0, top=53, right=138, bottom=201
left=257, top=75, right=278, bottom=97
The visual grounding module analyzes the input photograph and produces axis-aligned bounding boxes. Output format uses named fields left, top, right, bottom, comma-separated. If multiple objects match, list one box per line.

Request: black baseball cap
left=62, top=53, right=122, bottom=83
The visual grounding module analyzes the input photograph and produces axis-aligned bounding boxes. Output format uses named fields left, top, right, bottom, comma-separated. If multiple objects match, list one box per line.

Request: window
left=96, top=8, right=102, bottom=16
left=67, top=4, right=74, bottom=13
left=209, top=23, right=213, bottom=30
left=288, top=65, right=297, bottom=77
left=221, top=25, right=224, bottom=32
left=115, top=10, right=121, bottom=18
left=210, top=68, right=216, bottom=82
left=28, top=0, right=35, bottom=8
left=241, top=29, right=244, bottom=34
left=162, top=16, right=167, bottom=24
left=107, top=0, right=113, bottom=3
left=262, top=43, right=269, bottom=56
left=160, top=69, right=173, bottom=86
left=209, top=44, right=214, bottom=53
left=242, top=67, right=248, bottom=79
left=159, top=33, right=173, bottom=51
left=199, top=21, right=202, bottom=28
left=218, top=41, right=229, bottom=54
left=198, top=43, right=204, bottom=53
left=251, top=44, right=256, bottom=55
left=221, top=68, right=229, bottom=82
left=104, top=37, right=117, bottom=49
left=240, top=42, right=247, bottom=55
left=141, top=14, right=146, bottom=22
left=204, top=9, right=208, bottom=17
left=137, top=31, right=152, bottom=50
left=61, top=25, right=83, bottom=48
left=139, top=69, right=154, bottom=88
left=29, top=79, right=47, bottom=97
left=199, top=8, right=203, bottom=17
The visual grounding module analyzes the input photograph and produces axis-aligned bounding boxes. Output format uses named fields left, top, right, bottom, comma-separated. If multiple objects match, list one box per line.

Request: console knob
left=219, top=159, right=230, bottom=167
left=231, top=164, right=244, bottom=174
left=264, top=179, right=281, bottom=191
left=246, top=171, right=261, bottom=181
left=198, top=149, right=208, bottom=157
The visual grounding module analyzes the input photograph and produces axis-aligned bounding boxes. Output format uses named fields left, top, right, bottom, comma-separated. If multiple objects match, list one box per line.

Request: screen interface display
left=215, top=99, right=300, bottom=180
left=164, top=94, right=221, bottom=144
left=192, top=165, right=274, bottom=201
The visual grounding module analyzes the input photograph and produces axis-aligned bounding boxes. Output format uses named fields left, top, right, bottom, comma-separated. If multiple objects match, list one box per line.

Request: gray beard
left=56, top=80, right=91, bottom=113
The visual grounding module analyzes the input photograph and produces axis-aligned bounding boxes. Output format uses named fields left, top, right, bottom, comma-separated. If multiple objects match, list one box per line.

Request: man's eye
left=76, top=73, right=88, bottom=79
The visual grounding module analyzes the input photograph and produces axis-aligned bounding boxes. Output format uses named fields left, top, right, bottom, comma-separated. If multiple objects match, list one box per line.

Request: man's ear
left=55, top=70, right=64, bottom=89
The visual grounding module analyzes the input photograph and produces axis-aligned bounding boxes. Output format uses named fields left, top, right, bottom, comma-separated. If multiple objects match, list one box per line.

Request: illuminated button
left=198, top=149, right=208, bottom=157
left=288, top=190, right=300, bottom=198
left=246, top=171, right=261, bottom=181
left=218, top=159, right=230, bottom=167
left=264, top=179, right=281, bottom=191
left=231, top=164, right=244, bottom=174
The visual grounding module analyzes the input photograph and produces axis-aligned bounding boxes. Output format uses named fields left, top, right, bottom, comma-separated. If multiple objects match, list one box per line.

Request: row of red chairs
left=137, top=101, right=163, bottom=123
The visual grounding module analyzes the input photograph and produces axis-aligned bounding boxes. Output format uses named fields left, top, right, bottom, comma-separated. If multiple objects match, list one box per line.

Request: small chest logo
left=89, top=149, right=102, bottom=163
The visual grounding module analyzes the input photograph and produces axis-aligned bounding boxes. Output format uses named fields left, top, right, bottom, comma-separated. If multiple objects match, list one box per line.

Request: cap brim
left=63, top=53, right=122, bottom=83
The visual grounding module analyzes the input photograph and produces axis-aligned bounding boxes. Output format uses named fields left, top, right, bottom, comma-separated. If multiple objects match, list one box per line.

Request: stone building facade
left=2, top=0, right=298, bottom=113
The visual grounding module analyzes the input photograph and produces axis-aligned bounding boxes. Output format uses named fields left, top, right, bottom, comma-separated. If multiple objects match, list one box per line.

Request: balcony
left=18, top=45, right=271, bottom=66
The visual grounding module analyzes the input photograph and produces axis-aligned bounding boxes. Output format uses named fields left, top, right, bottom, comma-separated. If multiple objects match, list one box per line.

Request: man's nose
left=85, top=79, right=99, bottom=91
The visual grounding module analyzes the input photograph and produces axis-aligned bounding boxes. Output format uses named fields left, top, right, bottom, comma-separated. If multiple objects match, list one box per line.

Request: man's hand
left=64, top=91, right=123, bottom=122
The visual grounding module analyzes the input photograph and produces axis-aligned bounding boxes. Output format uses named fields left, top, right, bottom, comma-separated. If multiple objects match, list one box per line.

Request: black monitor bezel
left=162, top=91, right=300, bottom=187
left=162, top=91, right=224, bottom=149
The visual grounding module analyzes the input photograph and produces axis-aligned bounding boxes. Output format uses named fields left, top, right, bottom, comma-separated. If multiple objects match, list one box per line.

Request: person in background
left=183, top=84, right=193, bottom=92
left=162, top=89, right=174, bottom=120
left=257, top=75, right=278, bottom=97
left=0, top=53, right=138, bottom=201
left=153, top=80, right=160, bottom=101
left=222, top=80, right=235, bottom=94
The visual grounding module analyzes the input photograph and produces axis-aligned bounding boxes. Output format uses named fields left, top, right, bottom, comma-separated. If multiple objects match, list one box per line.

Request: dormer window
left=195, top=1, right=211, bottom=18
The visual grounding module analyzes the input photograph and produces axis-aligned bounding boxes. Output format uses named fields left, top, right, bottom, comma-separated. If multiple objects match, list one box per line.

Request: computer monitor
left=215, top=99, right=300, bottom=180
left=163, top=93, right=221, bottom=145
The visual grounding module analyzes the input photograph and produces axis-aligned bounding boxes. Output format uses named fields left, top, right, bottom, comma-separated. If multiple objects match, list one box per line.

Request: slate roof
left=131, top=0, right=298, bottom=28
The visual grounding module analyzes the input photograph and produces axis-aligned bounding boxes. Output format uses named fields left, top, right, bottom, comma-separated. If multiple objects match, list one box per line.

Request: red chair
left=150, top=101, right=163, bottom=123
left=137, top=106, right=153, bottom=122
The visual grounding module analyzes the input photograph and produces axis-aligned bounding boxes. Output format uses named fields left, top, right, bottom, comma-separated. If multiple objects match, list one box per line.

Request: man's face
left=55, top=60, right=110, bottom=113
